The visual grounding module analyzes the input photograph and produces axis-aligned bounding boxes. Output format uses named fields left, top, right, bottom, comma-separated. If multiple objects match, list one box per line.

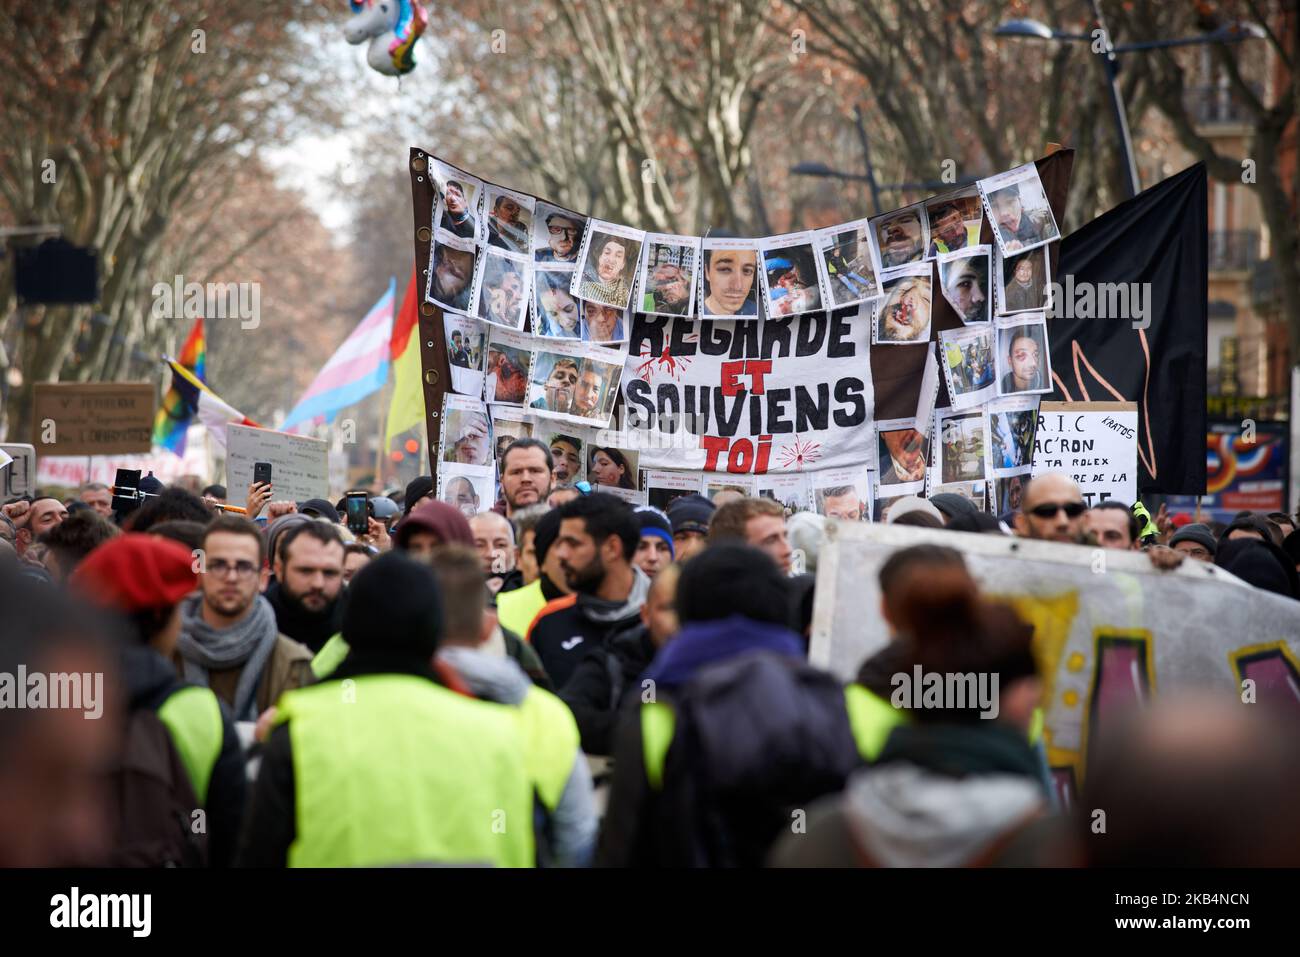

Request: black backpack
left=654, top=651, right=862, bottom=867
left=109, top=707, right=209, bottom=867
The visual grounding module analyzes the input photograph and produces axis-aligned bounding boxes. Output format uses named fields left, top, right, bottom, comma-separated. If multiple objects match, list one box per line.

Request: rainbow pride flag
left=153, top=319, right=207, bottom=454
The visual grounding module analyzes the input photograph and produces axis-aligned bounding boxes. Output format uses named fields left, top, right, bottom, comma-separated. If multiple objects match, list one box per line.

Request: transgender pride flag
left=281, top=279, right=396, bottom=431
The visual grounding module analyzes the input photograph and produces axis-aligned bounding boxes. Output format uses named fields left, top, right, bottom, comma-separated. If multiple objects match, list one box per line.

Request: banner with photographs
left=621, top=308, right=875, bottom=475
left=417, top=150, right=1068, bottom=517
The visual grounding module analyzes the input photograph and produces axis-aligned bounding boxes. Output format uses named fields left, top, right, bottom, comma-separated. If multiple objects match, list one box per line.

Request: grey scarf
left=178, top=592, right=279, bottom=721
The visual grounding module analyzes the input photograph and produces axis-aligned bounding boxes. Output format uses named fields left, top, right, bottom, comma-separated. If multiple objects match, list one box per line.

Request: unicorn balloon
left=344, top=0, right=428, bottom=77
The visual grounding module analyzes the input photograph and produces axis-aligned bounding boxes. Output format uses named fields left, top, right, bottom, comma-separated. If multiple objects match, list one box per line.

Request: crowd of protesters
left=1, top=445, right=1298, bottom=868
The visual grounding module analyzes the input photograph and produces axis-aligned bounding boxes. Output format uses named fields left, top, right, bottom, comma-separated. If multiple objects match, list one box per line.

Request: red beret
left=71, top=533, right=199, bottom=613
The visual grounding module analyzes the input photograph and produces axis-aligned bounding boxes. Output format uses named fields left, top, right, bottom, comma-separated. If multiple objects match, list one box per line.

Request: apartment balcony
left=1208, top=230, right=1258, bottom=273
left=1185, top=82, right=1264, bottom=128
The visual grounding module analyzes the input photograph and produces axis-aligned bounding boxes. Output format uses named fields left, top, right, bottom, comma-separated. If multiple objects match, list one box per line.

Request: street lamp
left=995, top=4, right=1265, bottom=198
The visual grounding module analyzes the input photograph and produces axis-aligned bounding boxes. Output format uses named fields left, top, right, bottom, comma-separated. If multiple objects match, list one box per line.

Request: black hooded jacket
left=121, top=644, right=246, bottom=867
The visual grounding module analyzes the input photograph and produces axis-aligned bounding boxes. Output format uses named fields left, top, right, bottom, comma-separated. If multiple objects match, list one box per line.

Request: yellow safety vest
left=157, top=685, right=224, bottom=804
left=277, top=674, right=534, bottom=867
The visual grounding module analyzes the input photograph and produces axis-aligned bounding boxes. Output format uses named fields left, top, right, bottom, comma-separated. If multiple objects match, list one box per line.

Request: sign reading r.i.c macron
left=1031, top=401, right=1137, bottom=507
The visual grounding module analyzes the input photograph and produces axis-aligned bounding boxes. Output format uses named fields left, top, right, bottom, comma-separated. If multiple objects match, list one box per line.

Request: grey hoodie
left=841, top=763, right=1045, bottom=867
left=436, top=645, right=597, bottom=867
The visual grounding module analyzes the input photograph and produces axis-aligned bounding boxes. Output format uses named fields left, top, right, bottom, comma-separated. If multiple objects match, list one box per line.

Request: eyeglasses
left=207, top=558, right=259, bottom=579
left=1027, top=502, right=1087, bottom=520
left=549, top=225, right=580, bottom=237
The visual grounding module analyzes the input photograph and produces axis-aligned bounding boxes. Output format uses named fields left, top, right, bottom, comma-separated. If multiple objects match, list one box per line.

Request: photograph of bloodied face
left=581, top=304, right=625, bottom=343
left=486, top=189, right=532, bottom=254
left=578, top=232, right=641, bottom=309
left=815, top=484, right=866, bottom=522
left=702, top=246, right=759, bottom=316
left=534, top=270, right=582, bottom=338
left=876, top=210, right=925, bottom=267
left=530, top=354, right=580, bottom=414
left=443, top=408, right=492, bottom=466
left=640, top=242, right=695, bottom=315
left=939, top=253, right=990, bottom=324
left=1000, top=248, right=1047, bottom=313
left=548, top=434, right=584, bottom=485
left=476, top=252, right=528, bottom=328
left=876, top=275, right=933, bottom=343
left=430, top=241, right=476, bottom=313
left=438, top=179, right=478, bottom=239
left=821, top=226, right=879, bottom=306
left=997, top=323, right=1048, bottom=395
left=534, top=206, right=586, bottom=264
left=485, top=340, right=530, bottom=404
left=588, top=446, right=638, bottom=490
left=878, top=426, right=929, bottom=485
left=763, top=244, right=822, bottom=316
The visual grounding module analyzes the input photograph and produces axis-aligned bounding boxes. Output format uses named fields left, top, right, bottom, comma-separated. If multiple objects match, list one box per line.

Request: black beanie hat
left=342, top=552, right=443, bottom=656
left=404, top=475, right=435, bottom=515
left=534, top=507, right=563, bottom=564
left=677, top=543, right=789, bottom=627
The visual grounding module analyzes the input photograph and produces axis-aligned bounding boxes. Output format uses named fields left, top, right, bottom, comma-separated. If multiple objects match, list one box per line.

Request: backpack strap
left=157, top=686, right=224, bottom=805
left=640, top=701, right=676, bottom=791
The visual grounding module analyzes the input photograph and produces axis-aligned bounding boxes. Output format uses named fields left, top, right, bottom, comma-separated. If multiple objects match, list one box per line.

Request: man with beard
left=531, top=358, right=579, bottom=413
left=536, top=211, right=583, bottom=263
left=431, top=242, right=474, bottom=312
left=927, top=202, right=975, bottom=256
left=877, top=211, right=924, bottom=267
left=942, top=254, right=988, bottom=324
left=439, top=179, right=477, bottom=238
left=487, top=193, right=529, bottom=252
left=583, top=304, right=624, bottom=342
left=527, top=493, right=650, bottom=688
left=569, top=362, right=605, bottom=420
left=266, top=521, right=345, bottom=655
left=991, top=183, right=1051, bottom=252
left=498, top=439, right=553, bottom=518
left=177, top=516, right=315, bottom=722
left=643, top=259, right=691, bottom=315
left=1002, top=254, right=1042, bottom=312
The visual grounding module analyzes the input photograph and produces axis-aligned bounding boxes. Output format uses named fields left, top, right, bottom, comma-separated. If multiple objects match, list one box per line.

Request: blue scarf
left=643, top=615, right=803, bottom=690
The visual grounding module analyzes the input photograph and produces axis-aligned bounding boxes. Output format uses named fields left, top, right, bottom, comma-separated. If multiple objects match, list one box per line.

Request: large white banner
left=619, top=307, right=875, bottom=474
left=810, top=522, right=1300, bottom=804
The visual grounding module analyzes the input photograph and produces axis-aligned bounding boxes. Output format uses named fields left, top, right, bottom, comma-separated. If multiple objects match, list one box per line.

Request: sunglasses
left=1027, top=501, right=1087, bottom=519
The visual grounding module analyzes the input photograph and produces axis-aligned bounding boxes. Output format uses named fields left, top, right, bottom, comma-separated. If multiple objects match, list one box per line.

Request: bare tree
left=1106, top=0, right=1299, bottom=356
left=0, top=1, right=337, bottom=439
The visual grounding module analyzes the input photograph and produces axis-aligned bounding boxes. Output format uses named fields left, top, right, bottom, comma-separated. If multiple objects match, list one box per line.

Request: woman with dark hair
left=588, top=447, right=634, bottom=489
left=771, top=562, right=1052, bottom=867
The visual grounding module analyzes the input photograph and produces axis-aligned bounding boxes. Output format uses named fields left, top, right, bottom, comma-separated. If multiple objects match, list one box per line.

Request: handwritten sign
left=32, top=383, right=154, bottom=455
left=0, top=444, right=35, bottom=498
left=227, top=424, right=329, bottom=506
left=1031, top=401, right=1137, bottom=506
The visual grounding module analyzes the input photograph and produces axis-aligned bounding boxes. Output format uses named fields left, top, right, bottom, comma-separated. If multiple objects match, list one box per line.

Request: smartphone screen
left=345, top=493, right=368, bottom=534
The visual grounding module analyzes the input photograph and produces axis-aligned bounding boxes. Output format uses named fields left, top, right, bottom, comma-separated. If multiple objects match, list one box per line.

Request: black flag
left=1049, top=164, right=1208, bottom=494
